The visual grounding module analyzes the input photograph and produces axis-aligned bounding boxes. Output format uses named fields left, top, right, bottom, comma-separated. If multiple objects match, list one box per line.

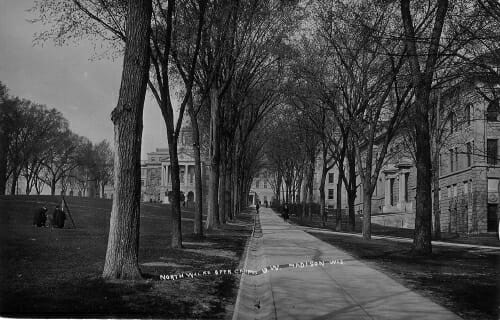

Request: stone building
left=249, top=169, right=276, bottom=206
left=315, top=80, right=499, bottom=235
left=141, top=127, right=205, bottom=204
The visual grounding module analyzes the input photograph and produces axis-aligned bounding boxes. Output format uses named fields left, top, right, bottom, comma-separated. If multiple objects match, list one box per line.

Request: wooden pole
left=62, top=196, right=76, bottom=228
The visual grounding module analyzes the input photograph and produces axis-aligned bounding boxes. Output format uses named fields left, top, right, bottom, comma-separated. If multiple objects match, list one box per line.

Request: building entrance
left=487, top=204, right=498, bottom=232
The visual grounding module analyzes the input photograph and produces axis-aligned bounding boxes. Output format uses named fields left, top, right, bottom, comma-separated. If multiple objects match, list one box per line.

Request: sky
left=0, top=0, right=168, bottom=159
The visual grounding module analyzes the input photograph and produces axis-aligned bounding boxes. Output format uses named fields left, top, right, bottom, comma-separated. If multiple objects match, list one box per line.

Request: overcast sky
left=0, top=0, right=168, bottom=159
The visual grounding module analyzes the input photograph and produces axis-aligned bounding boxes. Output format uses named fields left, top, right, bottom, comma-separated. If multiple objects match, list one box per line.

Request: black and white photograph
left=0, top=0, right=499, bottom=319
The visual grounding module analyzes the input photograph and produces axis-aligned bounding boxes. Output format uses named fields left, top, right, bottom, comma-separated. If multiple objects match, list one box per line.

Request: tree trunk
left=336, top=170, right=344, bottom=231
left=319, top=166, right=327, bottom=227
left=347, top=149, right=357, bottom=231
left=232, top=154, right=240, bottom=216
left=168, top=139, right=183, bottom=248
left=0, top=126, right=7, bottom=195
left=347, top=189, right=356, bottom=231
left=218, top=155, right=226, bottom=224
left=413, top=92, right=433, bottom=253
left=10, top=170, right=19, bottom=195
left=432, top=154, right=441, bottom=240
left=207, top=84, right=220, bottom=230
left=102, top=0, right=151, bottom=280
left=225, top=159, right=232, bottom=220
left=189, top=102, right=203, bottom=237
left=308, top=161, right=314, bottom=221
left=362, top=188, right=372, bottom=239
left=401, top=0, right=448, bottom=255
left=51, top=179, right=56, bottom=196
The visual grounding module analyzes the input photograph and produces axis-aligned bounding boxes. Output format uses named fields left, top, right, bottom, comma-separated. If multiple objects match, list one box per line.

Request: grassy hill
left=0, top=195, right=251, bottom=318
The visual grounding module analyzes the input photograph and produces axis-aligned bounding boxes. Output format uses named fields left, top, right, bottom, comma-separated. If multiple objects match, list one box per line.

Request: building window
left=404, top=173, right=409, bottom=202
left=328, top=173, right=334, bottom=184
left=141, top=180, right=145, bottom=187
left=449, top=148, right=454, bottom=172
left=487, top=100, right=499, bottom=122
left=487, top=139, right=498, bottom=165
left=455, top=147, right=459, bottom=171
left=449, top=112, right=456, bottom=133
left=264, top=181, right=267, bottom=189
left=453, top=184, right=458, bottom=197
left=463, top=181, right=468, bottom=195
left=390, top=178, right=396, bottom=206
left=447, top=186, right=451, bottom=198
left=255, top=180, right=260, bottom=188
left=465, top=104, right=471, bottom=126
left=328, top=189, right=334, bottom=200
left=466, top=142, right=472, bottom=167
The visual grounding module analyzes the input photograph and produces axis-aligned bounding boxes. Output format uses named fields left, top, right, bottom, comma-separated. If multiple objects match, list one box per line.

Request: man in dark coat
left=282, top=203, right=290, bottom=222
left=53, top=205, right=66, bottom=228
left=33, top=207, right=48, bottom=227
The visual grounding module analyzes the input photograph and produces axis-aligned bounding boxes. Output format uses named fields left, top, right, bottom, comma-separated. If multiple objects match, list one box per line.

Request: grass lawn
left=287, top=214, right=500, bottom=320
left=0, top=195, right=252, bottom=318
left=288, top=212, right=500, bottom=247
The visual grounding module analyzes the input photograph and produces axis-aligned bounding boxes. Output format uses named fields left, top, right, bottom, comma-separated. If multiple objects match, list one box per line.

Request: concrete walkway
left=295, top=225, right=500, bottom=252
left=233, top=208, right=462, bottom=320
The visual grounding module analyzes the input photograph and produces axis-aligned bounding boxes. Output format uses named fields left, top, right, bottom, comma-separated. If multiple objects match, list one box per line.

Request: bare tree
left=102, top=0, right=152, bottom=280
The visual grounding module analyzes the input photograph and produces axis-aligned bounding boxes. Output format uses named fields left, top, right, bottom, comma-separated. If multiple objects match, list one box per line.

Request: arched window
left=487, top=100, right=499, bottom=122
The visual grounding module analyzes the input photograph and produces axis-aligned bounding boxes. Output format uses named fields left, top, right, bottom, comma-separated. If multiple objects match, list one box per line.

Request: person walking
left=256, top=202, right=260, bottom=214
left=282, top=203, right=290, bottom=222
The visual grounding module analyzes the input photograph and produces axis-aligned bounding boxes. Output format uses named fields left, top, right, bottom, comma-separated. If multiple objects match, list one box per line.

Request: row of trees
left=0, top=82, right=113, bottom=197
left=32, top=0, right=300, bottom=279
left=262, top=0, right=499, bottom=253
left=30, top=0, right=499, bottom=280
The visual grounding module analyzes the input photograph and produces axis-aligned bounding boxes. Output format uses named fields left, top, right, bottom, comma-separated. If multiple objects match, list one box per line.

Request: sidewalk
left=295, top=225, right=500, bottom=252
left=233, top=208, right=462, bottom=320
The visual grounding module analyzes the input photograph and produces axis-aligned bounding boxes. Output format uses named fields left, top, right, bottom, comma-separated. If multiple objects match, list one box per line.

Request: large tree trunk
left=362, top=187, right=372, bottom=239
left=413, top=92, right=433, bottom=253
left=401, top=0, right=448, bottom=254
left=207, top=85, right=220, bottom=230
left=102, top=0, right=151, bottom=280
left=432, top=153, right=441, bottom=240
left=347, top=150, right=357, bottom=231
left=168, top=139, right=182, bottom=248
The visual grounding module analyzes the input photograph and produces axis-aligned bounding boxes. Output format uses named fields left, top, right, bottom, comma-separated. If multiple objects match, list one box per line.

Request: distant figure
left=53, top=205, right=66, bottom=228
left=256, top=202, right=260, bottom=214
left=282, top=203, right=289, bottom=222
left=32, top=207, right=48, bottom=227
left=265, top=201, right=268, bottom=208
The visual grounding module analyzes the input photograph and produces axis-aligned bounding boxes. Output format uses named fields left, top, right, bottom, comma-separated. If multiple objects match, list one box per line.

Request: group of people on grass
left=32, top=205, right=66, bottom=228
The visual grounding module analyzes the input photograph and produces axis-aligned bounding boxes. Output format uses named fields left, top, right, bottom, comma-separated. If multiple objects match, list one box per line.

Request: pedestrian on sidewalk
left=282, top=203, right=289, bottom=222
left=256, top=202, right=260, bottom=214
